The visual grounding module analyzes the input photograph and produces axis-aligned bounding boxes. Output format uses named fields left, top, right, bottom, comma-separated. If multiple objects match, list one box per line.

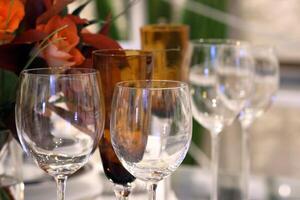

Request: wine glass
left=15, top=68, right=104, bottom=200
left=110, top=80, right=192, bottom=200
left=239, top=45, right=279, bottom=200
left=92, top=49, right=153, bottom=199
left=188, top=39, right=254, bottom=200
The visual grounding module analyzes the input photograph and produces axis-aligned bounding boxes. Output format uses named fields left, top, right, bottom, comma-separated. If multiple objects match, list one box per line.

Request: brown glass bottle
left=93, top=49, right=153, bottom=188
left=99, top=129, right=136, bottom=185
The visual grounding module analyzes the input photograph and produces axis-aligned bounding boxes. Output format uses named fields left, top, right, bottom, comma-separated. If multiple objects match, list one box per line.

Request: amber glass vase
left=92, top=49, right=153, bottom=199
left=140, top=24, right=189, bottom=81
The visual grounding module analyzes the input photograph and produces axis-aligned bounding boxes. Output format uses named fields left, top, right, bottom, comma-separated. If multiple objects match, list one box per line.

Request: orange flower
left=0, top=0, right=25, bottom=43
left=37, top=15, right=85, bottom=67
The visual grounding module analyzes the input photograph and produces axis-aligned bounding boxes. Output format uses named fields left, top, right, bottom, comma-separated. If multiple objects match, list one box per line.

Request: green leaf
left=0, top=129, right=10, bottom=152
left=0, top=188, right=11, bottom=200
left=0, top=69, right=18, bottom=134
left=0, top=120, right=6, bottom=131
left=0, top=69, right=18, bottom=111
left=61, top=7, right=69, bottom=16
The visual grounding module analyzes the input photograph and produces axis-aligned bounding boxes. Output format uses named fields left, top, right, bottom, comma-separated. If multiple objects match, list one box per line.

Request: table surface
left=24, top=156, right=300, bottom=200
left=24, top=152, right=180, bottom=200
left=25, top=89, right=300, bottom=200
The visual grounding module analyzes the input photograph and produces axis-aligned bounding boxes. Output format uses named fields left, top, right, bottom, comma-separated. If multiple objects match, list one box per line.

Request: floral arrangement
left=0, top=0, right=121, bottom=136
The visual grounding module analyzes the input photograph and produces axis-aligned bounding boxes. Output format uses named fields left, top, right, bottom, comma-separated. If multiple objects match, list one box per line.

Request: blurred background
left=71, top=0, right=300, bottom=62
left=66, top=0, right=300, bottom=199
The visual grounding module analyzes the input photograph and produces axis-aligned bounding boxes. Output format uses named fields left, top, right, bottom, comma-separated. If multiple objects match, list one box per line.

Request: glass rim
left=191, top=38, right=250, bottom=47
left=21, top=67, right=98, bottom=76
left=115, top=80, right=189, bottom=90
left=140, top=24, right=189, bottom=31
left=92, top=49, right=153, bottom=58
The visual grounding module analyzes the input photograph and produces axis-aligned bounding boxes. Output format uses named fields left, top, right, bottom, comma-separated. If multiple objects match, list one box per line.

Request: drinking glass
left=239, top=45, right=279, bottom=200
left=15, top=68, right=104, bottom=200
left=110, top=80, right=192, bottom=200
left=92, top=49, right=153, bottom=199
left=188, top=39, right=254, bottom=200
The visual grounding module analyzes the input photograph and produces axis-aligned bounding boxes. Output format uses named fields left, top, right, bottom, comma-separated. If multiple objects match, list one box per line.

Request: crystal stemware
left=188, top=39, right=254, bottom=200
left=239, top=45, right=280, bottom=200
left=110, top=80, right=192, bottom=200
left=15, top=68, right=104, bottom=200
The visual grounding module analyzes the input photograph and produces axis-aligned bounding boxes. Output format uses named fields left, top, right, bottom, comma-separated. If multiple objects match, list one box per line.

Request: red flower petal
left=43, top=0, right=53, bottom=10
left=69, top=48, right=85, bottom=66
left=12, top=29, right=47, bottom=44
left=81, top=33, right=122, bottom=50
left=67, top=15, right=89, bottom=25
left=23, top=0, right=47, bottom=29
left=36, top=0, right=75, bottom=25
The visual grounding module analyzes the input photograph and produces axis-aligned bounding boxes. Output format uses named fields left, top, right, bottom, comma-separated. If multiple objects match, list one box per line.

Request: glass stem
left=211, top=133, right=220, bottom=200
left=113, top=184, right=132, bottom=200
left=241, top=125, right=250, bottom=200
left=147, top=182, right=158, bottom=200
left=55, top=175, right=67, bottom=200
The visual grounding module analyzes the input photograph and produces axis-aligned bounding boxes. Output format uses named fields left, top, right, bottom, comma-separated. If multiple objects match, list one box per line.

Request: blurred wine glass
left=188, top=39, right=254, bottom=200
left=239, top=45, right=280, bottom=200
left=15, top=68, right=104, bottom=200
left=110, top=80, right=192, bottom=200
left=92, top=49, right=153, bottom=199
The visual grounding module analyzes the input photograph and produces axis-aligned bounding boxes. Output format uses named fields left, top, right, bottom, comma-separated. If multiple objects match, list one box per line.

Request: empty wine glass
left=188, top=39, right=254, bottom=200
left=15, top=68, right=104, bottom=200
left=110, top=80, right=192, bottom=200
left=239, top=45, right=280, bottom=200
left=239, top=45, right=279, bottom=126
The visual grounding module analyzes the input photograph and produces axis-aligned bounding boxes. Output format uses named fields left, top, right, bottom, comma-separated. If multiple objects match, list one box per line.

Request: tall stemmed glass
left=92, top=49, right=153, bottom=199
left=110, top=80, right=192, bottom=200
left=15, top=68, right=104, bottom=200
left=239, top=45, right=279, bottom=200
left=188, top=39, right=254, bottom=200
